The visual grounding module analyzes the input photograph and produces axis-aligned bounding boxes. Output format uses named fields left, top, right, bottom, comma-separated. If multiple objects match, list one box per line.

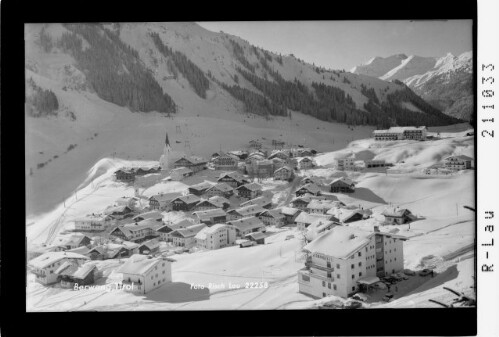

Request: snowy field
left=26, top=129, right=475, bottom=311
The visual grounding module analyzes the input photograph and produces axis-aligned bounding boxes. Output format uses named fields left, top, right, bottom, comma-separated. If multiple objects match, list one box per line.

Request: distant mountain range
left=352, top=51, right=473, bottom=121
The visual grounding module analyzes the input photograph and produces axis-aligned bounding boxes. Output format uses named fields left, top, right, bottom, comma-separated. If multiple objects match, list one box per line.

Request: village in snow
left=26, top=123, right=476, bottom=311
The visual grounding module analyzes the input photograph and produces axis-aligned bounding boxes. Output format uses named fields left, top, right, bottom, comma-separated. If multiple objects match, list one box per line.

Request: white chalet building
left=443, top=155, right=473, bottom=171
left=195, top=224, right=237, bottom=250
left=28, top=252, right=90, bottom=285
left=298, top=226, right=407, bottom=299
left=117, top=254, right=175, bottom=294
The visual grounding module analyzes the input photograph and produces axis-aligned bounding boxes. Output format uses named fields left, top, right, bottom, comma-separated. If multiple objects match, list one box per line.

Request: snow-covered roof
left=117, top=254, right=175, bottom=276
left=52, top=233, right=90, bottom=247
left=295, top=212, right=329, bottom=225
left=307, top=199, right=339, bottom=210
left=280, top=207, right=301, bottom=216
left=149, top=192, right=183, bottom=203
left=208, top=195, right=230, bottom=206
left=239, top=195, right=272, bottom=208
left=373, top=126, right=426, bottom=134
left=444, top=155, right=473, bottom=162
left=193, top=208, right=227, bottom=219
left=228, top=216, right=265, bottom=232
left=194, top=224, right=229, bottom=240
left=188, top=181, right=214, bottom=191
left=303, top=226, right=374, bottom=259
left=56, top=261, right=97, bottom=279
left=231, top=204, right=267, bottom=217
left=104, top=205, right=132, bottom=215
left=274, top=165, right=293, bottom=173
left=171, top=166, right=194, bottom=175
left=382, top=208, right=414, bottom=218
left=208, top=182, right=234, bottom=193
left=296, top=183, right=321, bottom=194
left=172, top=224, right=207, bottom=238
left=260, top=209, right=285, bottom=219
left=29, top=252, right=89, bottom=269
left=175, top=156, right=207, bottom=165
left=172, top=194, right=201, bottom=205
left=329, top=177, right=355, bottom=186
left=218, top=171, right=247, bottom=182
left=237, top=182, right=262, bottom=192
left=139, top=238, right=160, bottom=250
left=245, top=232, right=267, bottom=241
left=133, top=211, right=163, bottom=221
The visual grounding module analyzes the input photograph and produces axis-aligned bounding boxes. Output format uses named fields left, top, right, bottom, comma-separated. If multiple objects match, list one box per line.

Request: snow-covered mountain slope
left=351, top=54, right=408, bottom=78
left=352, top=51, right=473, bottom=121
left=25, top=23, right=460, bottom=217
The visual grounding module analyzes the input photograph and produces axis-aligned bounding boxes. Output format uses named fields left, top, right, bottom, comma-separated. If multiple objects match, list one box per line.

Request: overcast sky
left=197, top=20, right=472, bottom=71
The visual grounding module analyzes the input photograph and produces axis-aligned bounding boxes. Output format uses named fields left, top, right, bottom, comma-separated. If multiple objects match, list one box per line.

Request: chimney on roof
left=349, top=234, right=356, bottom=240
left=374, top=226, right=380, bottom=233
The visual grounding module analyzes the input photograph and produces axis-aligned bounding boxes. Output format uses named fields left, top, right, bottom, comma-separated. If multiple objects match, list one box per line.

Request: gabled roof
left=218, top=171, right=248, bottom=182
left=230, top=204, right=267, bottom=217
left=374, top=126, right=426, bottom=134
left=171, top=166, right=194, bottom=175
left=227, top=216, right=265, bottom=232
left=149, top=192, right=183, bottom=203
left=133, top=211, right=163, bottom=221
left=280, top=207, right=301, bottom=216
left=303, top=226, right=407, bottom=259
left=172, top=194, right=201, bottom=205
left=237, top=182, right=262, bottom=192
left=188, top=181, right=214, bottom=191
left=208, top=195, right=230, bottom=207
left=274, top=165, right=293, bottom=173
left=444, top=155, right=473, bottom=161
left=207, top=182, right=234, bottom=193
left=329, top=177, right=355, bottom=186
left=174, top=156, right=207, bottom=165
left=104, top=205, right=132, bottom=215
left=260, top=209, right=285, bottom=219
left=172, top=224, right=207, bottom=238
left=195, top=224, right=229, bottom=240
left=296, top=183, right=321, bottom=194
left=245, top=232, right=267, bottom=241
left=52, top=233, right=90, bottom=247
left=55, top=261, right=97, bottom=279
left=297, top=157, right=313, bottom=163
left=139, top=238, right=160, bottom=250
left=307, top=199, right=339, bottom=210
left=382, top=208, right=414, bottom=218
left=239, top=195, right=272, bottom=208
left=28, top=252, right=89, bottom=269
left=117, top=254, right=175, bottom=276
left=193, top=208, right=227, bottom=219
left=295, top=212, right=329, bottom=225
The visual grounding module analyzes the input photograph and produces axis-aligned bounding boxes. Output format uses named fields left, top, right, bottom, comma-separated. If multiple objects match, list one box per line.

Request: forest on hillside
left=150, top=32, right=210, bottom=99
left=55, top=24, right=177, bottom=114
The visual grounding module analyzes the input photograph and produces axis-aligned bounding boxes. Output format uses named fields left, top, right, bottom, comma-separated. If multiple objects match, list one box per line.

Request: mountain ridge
left=352, top=51, right=473, bottom=121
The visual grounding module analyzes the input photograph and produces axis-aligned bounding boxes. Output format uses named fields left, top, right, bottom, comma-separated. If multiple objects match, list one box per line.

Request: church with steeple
left=159, top=130, right=171, bottom=171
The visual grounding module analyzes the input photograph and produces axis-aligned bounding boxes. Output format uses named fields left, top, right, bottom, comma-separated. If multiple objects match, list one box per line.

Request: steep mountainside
left=352, top=52, right=473, bottom=120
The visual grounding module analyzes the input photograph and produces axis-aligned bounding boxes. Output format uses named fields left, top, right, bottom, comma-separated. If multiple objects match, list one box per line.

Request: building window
left=327, top=262, right=331, bottom=268
left=351, top=264, right=354, bottom=269
left=359, top=272, right=362, bottom=277
left=352, top=286, right=355, bottom=291
left=322, top=281, right=326, bottom=287
left=358, top=262, right=362, bottom=267
left=301, top=274, right=310, bottom=282
left=352, top=275, right=355, bottom=279
left=358, top=252, right=361, bottom=257
left=336, top=264, right=340, bottom=269
left=337, top=274, right=340, bottom=279
left=328, top=283, right=331, bottom=289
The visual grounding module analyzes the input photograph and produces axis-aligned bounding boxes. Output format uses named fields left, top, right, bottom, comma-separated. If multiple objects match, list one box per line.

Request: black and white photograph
left=23, top=19, right=477, bottom=313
